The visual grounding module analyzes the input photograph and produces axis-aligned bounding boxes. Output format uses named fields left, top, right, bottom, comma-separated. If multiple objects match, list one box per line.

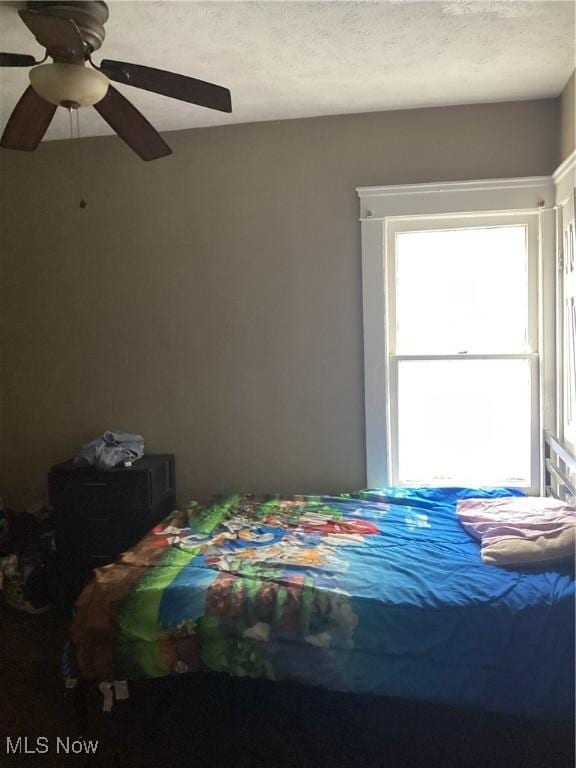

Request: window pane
left=397, top=359, right=532, bottom=486
left=395, top=226, right=529, bottom=354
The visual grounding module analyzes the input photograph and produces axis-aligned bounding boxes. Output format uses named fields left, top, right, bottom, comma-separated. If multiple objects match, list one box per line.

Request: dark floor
left=0, top=601, right=573, bottom=768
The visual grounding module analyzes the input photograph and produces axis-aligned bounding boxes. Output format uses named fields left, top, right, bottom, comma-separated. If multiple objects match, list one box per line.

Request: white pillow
left=456, top=496, right=575, bottom=566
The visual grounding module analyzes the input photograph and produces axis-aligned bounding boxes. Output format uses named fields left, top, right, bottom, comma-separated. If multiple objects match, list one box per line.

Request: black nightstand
left=48, top=454, right=175, bottom=606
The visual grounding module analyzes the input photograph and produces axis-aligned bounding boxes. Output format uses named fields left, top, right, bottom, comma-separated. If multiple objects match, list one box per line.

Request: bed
left=70, top=477, right=575, bottom=723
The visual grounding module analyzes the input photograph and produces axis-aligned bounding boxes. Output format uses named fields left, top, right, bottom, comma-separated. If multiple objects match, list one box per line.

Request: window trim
left=358, top=175, right=557, bottom=492
left=553, top=151, right=576, bottom=453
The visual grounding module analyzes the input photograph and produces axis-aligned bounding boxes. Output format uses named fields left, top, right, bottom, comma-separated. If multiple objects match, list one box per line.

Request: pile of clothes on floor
left=0, top=497, right=55, bottom=614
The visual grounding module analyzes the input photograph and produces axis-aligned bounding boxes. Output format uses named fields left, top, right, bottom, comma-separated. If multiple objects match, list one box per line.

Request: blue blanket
left=72, top=487, right=575, bottom=721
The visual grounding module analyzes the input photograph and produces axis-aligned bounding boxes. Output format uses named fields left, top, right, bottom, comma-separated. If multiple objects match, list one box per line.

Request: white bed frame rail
left=543, top=431, right=576, bottom=503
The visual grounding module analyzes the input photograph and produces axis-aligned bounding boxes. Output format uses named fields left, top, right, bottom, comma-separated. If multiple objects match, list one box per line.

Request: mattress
left=71, top=487, right=575, bottom=721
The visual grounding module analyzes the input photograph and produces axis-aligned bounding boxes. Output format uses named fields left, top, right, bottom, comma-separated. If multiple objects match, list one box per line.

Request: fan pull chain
left=68, top=107, right=87, bottom=209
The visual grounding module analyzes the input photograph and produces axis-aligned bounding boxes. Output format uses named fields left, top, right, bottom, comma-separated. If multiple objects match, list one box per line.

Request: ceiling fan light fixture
left=29, top=62, right=109, bottom=107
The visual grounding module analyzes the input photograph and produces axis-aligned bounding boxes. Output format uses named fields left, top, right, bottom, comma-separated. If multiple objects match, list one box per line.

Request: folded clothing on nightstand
left=73, top=430, right=145, bottom=470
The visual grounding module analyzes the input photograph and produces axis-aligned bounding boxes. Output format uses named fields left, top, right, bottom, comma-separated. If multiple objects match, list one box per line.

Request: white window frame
left=553, top=150, right=576, bottom=454
left=358, top=176, right=557, bottom=492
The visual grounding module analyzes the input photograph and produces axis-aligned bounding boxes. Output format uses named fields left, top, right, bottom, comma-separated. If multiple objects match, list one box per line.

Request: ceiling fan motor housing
left=27, top=1, right=109, bottom=56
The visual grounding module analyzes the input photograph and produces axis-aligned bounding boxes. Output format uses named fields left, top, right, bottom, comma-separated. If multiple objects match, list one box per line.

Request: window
left=561, top=210, right=576, bottom=454
left=553, top=155, right=576, bottom=488
left=387, top=217, right=538, bottom=489
left=358, top=176, right=556, bottom=494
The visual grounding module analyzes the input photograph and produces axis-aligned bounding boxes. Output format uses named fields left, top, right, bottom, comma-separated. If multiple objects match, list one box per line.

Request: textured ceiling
left=0, top=0, right=574, bottom=141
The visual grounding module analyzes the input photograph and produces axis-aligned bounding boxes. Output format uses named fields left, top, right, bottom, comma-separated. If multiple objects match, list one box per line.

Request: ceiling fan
left=0, top=1, right=232, bottom=160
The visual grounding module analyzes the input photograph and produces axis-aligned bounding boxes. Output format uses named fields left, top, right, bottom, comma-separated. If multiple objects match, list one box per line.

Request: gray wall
left=0, top=98, right=561, bottom=507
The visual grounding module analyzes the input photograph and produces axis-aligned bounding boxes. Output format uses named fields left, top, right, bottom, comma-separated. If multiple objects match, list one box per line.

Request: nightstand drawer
left=49, top=471, right=150, bottom=511
left=55, top=507, right=152, bottom=557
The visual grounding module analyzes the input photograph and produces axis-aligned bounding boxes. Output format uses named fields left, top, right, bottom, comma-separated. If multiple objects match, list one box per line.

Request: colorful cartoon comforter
left=71, top=487, right=575, bottom=721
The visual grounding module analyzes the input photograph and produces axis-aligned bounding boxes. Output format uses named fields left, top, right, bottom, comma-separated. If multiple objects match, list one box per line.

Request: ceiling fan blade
left=0, top=53, right=37, bottom=67
left=100, top=60, right=232, bottom=113
left=94, top=85, right=172, bottom=161
left=19, top=9, right=84, bottom=58
left=0, top=86, right=56, bottom=151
